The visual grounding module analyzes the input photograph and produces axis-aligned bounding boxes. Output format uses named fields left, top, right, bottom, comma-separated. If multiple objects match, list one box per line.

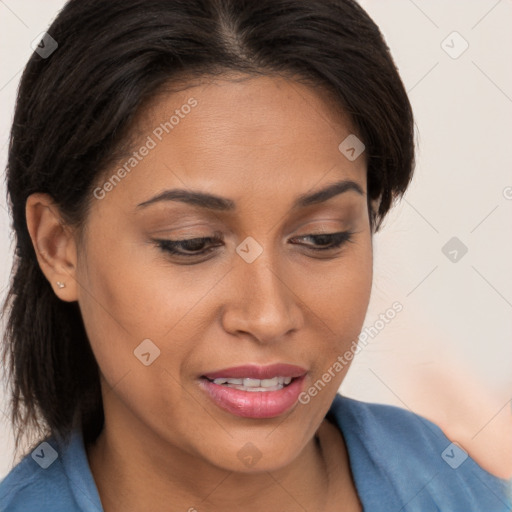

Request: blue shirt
left=1, top=394, right=511, bottom=511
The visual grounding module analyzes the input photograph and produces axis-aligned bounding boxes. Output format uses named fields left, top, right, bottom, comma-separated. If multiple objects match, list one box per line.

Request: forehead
left=141, top=73, right=355, bottom=150
left=95, top=74, right=367, bottom=214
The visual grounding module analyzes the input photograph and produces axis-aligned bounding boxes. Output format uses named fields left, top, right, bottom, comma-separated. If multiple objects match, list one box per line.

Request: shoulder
left=327, top=394, right=512, bottom=511
left=330, top=393, right=450, bottom=453
left=0, top=431, right=97, bottom=512
left=0, top=438, right=70, bottom=512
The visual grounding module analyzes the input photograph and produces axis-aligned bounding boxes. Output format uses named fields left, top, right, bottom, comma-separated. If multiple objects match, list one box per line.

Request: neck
left=87, top=414, right=333, bottom=512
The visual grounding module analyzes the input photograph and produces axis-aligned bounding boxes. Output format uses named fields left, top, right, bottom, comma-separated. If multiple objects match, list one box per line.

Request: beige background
left=1, top=0, right=511, bottom=479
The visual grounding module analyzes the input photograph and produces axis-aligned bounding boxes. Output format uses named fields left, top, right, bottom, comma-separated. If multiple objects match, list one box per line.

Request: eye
left=153, top=230, right=355, bottom=259
left=290, top=230, right=355, bottom=251
left=154, top=235, right=224, bottom=257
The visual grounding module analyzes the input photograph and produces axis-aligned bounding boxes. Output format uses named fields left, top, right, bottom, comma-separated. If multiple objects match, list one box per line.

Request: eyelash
left=153, top=231, right=355, bottom=259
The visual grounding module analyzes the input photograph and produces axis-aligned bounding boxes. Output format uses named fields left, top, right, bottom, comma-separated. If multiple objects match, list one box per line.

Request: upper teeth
left=212, top=376, right=293, bottom=389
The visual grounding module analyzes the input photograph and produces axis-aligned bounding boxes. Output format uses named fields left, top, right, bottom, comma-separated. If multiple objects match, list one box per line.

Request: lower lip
left=199, top=376, right=306, bottom=419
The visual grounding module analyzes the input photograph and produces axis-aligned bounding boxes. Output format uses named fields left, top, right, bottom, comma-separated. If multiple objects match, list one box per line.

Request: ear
left=25, top=193, right=79, bottom=302
left=368, top=195, right=381, bottom=232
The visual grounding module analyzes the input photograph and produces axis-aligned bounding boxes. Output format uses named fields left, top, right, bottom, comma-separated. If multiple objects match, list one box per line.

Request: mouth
left=199, top=363, right=307, bottom=419
left=202, top=363, right=307, bottom=380
left=203, top=375, right=295, bottom=392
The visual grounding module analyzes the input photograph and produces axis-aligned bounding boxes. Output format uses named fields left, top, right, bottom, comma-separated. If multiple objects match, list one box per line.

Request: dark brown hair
left=1, top=0, right=415, bottom=458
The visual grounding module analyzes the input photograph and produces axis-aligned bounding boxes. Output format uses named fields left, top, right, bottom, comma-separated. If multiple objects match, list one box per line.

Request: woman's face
left=75, top=74, right=374, bottom=471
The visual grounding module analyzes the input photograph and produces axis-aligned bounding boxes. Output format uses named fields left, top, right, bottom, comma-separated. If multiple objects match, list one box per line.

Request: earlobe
left=25, top=193, right=79, bottom=302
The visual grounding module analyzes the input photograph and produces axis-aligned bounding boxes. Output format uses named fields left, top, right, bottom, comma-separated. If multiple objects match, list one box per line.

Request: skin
left=25, top=74, right=376, bottom=511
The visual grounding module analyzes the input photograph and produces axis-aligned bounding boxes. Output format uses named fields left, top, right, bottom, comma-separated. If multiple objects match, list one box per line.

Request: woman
left=0, top=0, right=510, bottom=510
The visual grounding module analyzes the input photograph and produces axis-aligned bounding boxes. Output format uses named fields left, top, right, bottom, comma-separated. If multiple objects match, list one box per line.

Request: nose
left=220, top=251, right=304, bottom=345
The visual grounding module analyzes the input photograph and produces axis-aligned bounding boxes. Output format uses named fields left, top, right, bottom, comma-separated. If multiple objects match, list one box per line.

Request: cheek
left=77, top=227, right=190, bottom=338
left=75, top=229, right=221, bottom=394
left=75, top=248, right=194, bottom=432
left=305, top=235, right=373, bottom=367
left=311, top=232, right=372, bottom=314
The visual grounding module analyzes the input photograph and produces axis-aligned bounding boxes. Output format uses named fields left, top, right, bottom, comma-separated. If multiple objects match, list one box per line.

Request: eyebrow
left=136, top=179, right=364, bottom=212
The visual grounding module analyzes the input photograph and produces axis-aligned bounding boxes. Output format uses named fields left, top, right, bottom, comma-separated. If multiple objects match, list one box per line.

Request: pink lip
left=200, top=375, right=306, bottom=419
left=202, top=363, right=307, bottom=380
